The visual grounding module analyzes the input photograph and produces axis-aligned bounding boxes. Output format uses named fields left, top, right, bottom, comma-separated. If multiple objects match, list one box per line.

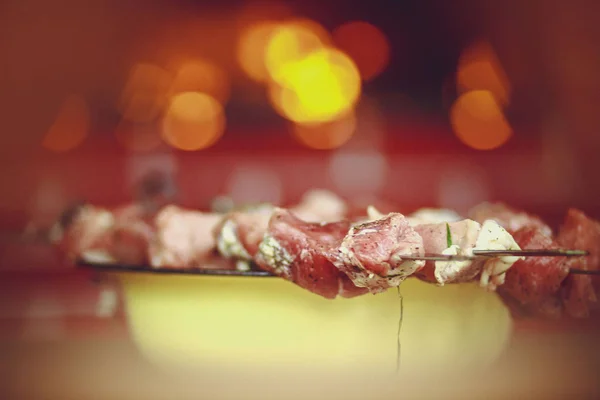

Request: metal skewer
left=400, top=249, right=597, bottom=275
left=78, top=248, right=598, bottom=277
left=401, top=249, right=589, bottom=262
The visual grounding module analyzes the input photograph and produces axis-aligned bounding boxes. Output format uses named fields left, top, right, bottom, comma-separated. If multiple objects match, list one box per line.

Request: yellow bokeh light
left=450, top=90, right=512, bottom=150
left=332, top=21, right=391, bottom=81
left=161, top=92, right=225, bottom=151
left=264, top=19, right=331, bottom=87
left=457, top=41, right=511, bottom=105
left=292, top=112, right=356, bottom=150
left=42, top=94, right=89, bottom=152
left=118, top=63, right=172, bottom=123
left=170, top=60, right=230, bottom=104
left=267, top=47, right=361, bottom=123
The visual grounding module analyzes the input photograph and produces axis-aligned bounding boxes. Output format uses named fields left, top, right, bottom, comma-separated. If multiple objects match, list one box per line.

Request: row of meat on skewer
left=51, top=180, right=600, bottom=320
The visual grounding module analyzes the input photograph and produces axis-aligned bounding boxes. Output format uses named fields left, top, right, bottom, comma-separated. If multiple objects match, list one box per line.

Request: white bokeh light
left=437, top=163, right=491, bottom=214
left=328, top=149, right=388, bottom=197
left=227, top=165, right=283, bottom=205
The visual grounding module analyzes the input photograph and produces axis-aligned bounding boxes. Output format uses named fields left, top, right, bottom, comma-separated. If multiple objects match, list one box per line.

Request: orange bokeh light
left=170, top=60, right=230, bottom=104
left=264, top=19, right=331, bottom=87
left=41, top=94, right=89, bottom=152
left=292, top=112, right=356, bottom=150
left=450, top=90, right=512, bottom=150
left=267, top=47, right=361, bottom=123
left=161, top=92, right=225, bottom=151
left=237, top=21, right=280, bottom=82
left=118, top=63, right=172, bottom=123
left=332, top=21, right=391, bottom=81
left=457, top=41, right=511, bottom=105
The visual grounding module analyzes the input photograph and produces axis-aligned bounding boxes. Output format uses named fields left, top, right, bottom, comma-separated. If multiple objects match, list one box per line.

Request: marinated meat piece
left=214, top=190, right=349, bottom=263
left=59, top=204, right=116, bottom=263
left=414, top=219, right=522, bottom=290
left=335, top=213, right=425, bottom=292
left=254, top=208, right=367, bottom=299
left=414, top=220, right=481, bottom=285
left=557, top=209, right=600, bottom=317
left=498, top=227, right=569, bottom=318
left=468, top=202, right=553, bottom=236
left=214, top=204, right=274, bottom=261
left=149, top=205, right=222, bottom=268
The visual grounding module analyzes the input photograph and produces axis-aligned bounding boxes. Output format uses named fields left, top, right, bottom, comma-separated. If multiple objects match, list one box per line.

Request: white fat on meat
left=149, top=205, right=222, bottom=268
left=473, top=220, right=523, bottom=290
left=420, top=219, right=522, bottom=290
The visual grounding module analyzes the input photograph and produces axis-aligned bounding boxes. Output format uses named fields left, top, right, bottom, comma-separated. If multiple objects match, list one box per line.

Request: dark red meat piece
left=499, top=227, right=569, bottom=318
left=254, top=208, right=368, bottom=299
left=557, top=208, right=600, bottom=317
left=335, top=213, right=425, bottom=293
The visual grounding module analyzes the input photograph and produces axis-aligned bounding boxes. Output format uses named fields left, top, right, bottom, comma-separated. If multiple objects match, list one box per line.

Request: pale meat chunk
left=415, top=219, right=522, bottom=290
left=60, top=204, right=116, bottom=263
left=406, top=208, right=462, bottom=225
left=468, top=202, right=553, bottom=236
left=254, top=208, right=367, bottom=299
left=149, top=205, right=222, bottom=268
left=335, top=213, right=425, bottom=292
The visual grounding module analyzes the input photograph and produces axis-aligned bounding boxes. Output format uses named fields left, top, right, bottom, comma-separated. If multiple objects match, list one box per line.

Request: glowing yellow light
left=42, top=94, right=89, bottom=152
left=292, top=112, right=356, bottom=150
left=268, top=48, right=361, bottom=123
left=457, top=41, right=511, bottom=105
left=450, top=90, right=512, bottom=150
left=161, top=92, right=225, bottom=151
left=332, top=21, right=391, bottom=81
left=264, top=19, right=330, bottom=87
left=171, top=60, right=230, bottom=104
left=118, top=63, right=172, bottom=123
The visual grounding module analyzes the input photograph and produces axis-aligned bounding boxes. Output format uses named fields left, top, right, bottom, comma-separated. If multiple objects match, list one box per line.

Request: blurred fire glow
left=332, top=21, right=391, bottom=81
left=170, top=60, right=230, bottom=104
left=118, top=63, right=172, bottom=123
left=291, top=112, right=356, bottom=150
left=456, top=41, right=511, bottom=105
left=161, top=91, right=225, bottom=151
left=41, top=95, right=90, bottom=152
left=267, top=47, right=361, bottom=124
left=450, top=90, right=512, bottom=150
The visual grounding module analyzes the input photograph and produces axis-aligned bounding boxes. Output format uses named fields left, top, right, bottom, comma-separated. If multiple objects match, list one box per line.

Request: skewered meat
left=498, top=227, right=569, bottom=319
left=334, top=213, right=425, bottom=292
left=150, top=205, right=223, bottom=268
left=557, top=209, right=600, bottom=317
left=468, top=202, right=552, bottom=236
left=413, top=219, right=522, bottom=290
left=214, top=190, right=347, bottom=263
left=254, top=208, right=368, bottom=299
